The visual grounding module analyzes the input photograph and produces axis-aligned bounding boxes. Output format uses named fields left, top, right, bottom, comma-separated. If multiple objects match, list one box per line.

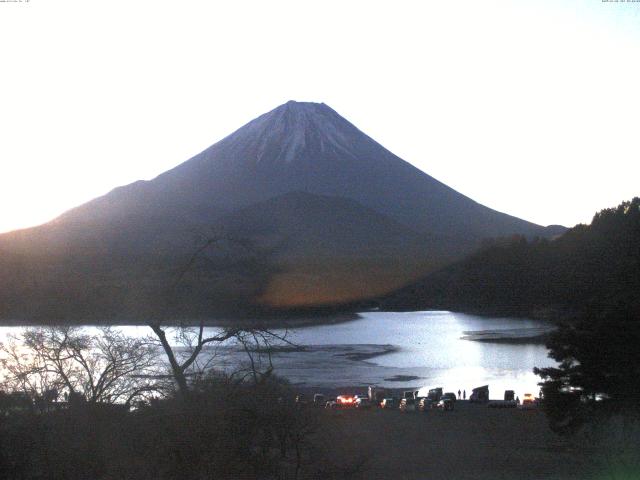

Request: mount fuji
left=0, top=101, right=562, bottom=322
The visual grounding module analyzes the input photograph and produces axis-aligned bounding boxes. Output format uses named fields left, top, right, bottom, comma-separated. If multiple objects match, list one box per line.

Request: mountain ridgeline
left=0, top=101, right=561, bottom=322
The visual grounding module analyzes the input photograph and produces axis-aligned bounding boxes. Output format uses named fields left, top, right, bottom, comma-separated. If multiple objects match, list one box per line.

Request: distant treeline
left=381, top=198, right=640, bottom=320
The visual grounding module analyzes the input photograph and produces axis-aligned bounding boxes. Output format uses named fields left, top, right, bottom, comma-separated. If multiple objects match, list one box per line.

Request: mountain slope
left=0, top=101, right=564, bottom=322
left=220, top=191, right=420, bottom=256
left=60, top=101, right=555, bottom=240
left=216, top=191, right=441, bottom=307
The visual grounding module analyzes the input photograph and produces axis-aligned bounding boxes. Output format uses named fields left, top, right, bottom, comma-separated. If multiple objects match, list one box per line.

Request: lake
left=0, top=310, right=556, bottom=400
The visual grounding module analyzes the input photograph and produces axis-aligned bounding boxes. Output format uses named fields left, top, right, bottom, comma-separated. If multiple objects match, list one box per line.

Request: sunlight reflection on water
left=0, top=311, right=555, bottom=400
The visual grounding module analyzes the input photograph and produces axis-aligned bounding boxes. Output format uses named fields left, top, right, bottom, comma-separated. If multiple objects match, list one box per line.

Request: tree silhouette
left=0, top=326, right=163, bottom=409
left=534, top=304, right=640, bottom=433
left=149, top=236, right=292, bottom=396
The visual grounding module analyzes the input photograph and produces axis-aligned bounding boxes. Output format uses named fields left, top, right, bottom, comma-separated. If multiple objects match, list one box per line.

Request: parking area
left=314, top=401, right=595, bottom=480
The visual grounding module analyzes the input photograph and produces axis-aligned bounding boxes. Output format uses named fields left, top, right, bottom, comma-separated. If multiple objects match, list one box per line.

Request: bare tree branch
left=1, top=327, right=164, bottom=408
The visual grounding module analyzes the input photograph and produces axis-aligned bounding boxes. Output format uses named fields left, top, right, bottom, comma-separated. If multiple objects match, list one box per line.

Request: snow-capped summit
left=217, top=100, right=360, bottom=166
left=129, top=100, right=548, bottom=239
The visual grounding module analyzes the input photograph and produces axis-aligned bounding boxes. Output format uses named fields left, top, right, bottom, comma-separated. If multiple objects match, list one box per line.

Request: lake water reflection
left=0, top=311, right=556, bottom=401
left=274, top=311, right=556, bottom=398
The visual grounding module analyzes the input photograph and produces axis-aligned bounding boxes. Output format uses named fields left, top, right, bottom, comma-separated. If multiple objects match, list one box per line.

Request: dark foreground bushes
left=0, top=376, right=366, bottom=480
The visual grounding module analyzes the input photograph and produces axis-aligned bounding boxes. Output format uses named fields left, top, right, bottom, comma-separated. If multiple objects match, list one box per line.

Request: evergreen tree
left=534, top=304, right=640, bottom=434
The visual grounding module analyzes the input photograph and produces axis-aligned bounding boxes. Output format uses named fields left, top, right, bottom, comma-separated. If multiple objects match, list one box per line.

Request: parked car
left=469, top=385, right=489, bottom=403
left=520, top=393, right=537, bottom=409
left=380, top=397, right=395, bottom=409
left=418, top=397, right=433, bottom=412
left=403, top=390, right=419, bottom=401
left=355, top=397, right=372, bottom=409
left=399, top=397, right=416, bottom=413
left=313, top=393, right=325, bottom=407
left=427, top=388, right=443, bottom=402
left=336, top=395, right=356, bottom=407
left=436, top=397, right=454, bottom=411
left=369, top=386, right=387, bottom=405
left=441, top=392, right=457, bottom=403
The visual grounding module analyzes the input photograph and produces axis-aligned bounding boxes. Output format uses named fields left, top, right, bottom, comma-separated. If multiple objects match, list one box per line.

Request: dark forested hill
left=381, top=198, right=640, bottom=319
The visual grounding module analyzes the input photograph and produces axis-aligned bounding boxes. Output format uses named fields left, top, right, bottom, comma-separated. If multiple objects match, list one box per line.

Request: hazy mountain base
left=0, top=243, right=444, bottom=324
left=0, top=188, right=459, bottom=323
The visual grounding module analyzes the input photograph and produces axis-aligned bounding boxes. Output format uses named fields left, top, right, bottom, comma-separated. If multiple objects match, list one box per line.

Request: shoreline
left=0, top=312, right=363, bottom=329
left=460, top=326, right=555, bottom=345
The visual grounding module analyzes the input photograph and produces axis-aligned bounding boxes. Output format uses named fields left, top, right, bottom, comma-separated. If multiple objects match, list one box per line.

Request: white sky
left=1, top=0, right=639, bottom=234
